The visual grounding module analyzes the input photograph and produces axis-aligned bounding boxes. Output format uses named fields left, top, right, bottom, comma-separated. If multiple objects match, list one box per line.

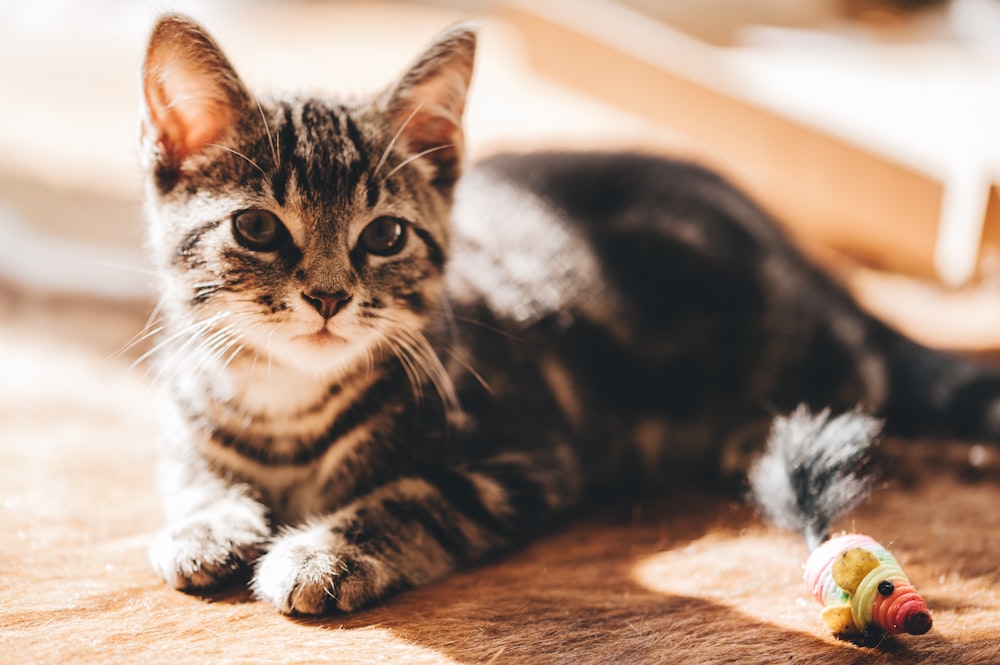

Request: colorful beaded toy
left=750, top=407, right=933, bottom=640
left=804, top=533, right=932, bottom=636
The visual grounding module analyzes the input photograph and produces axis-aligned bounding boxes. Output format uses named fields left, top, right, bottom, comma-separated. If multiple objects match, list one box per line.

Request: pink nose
left=302, top=289, right=352, bottom=319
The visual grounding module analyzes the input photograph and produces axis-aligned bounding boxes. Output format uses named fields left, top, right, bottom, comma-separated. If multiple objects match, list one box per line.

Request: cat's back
left=459, top=151, right=787, bottom=242
left=446, top=151, right=800, bottom=329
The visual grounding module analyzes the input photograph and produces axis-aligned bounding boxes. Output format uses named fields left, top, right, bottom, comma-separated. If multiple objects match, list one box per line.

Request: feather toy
left=750, top=407, right=932, bottom=638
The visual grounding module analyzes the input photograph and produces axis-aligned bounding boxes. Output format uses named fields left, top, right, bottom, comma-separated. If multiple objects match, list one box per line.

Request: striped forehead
left=268, top=99, right=378, bottom=211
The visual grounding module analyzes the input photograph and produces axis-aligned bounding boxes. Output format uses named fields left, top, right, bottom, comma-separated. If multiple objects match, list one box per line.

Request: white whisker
left=266, top=328, right=277, bottom=381
left=74, top=259, right=157, bottom=277
left=382, top=143, right=454, bottom=182
left=206, top=143, right=267, bottom=178
left=114, top=301, right=165, bottom=359
left=401, top=328, right=461, bottom=415
left=131, top=314, right=220, bottom=371
left=135, top=306, right=264, bottom=388
left=445, top=347, right=492, bottom=394
left=215, top=338, right=247, bottom=377
left=370, top=311, right=462, bottom=421
left=438, top=295, right=460, bottom=347
left=114, top=320, right=164, bottom=359
left=223, top=342, right=246, bottom=369
left=373, top=101, right=424, bottom=178
left=256, top=98, right=279, bottom=167
left=181, top=310, right=264, bottom=385
left=151, top=319, right=231, bottom=383
left=383, top=336, right=425, bottom=407
left=187, top=327, right=235, bottom=379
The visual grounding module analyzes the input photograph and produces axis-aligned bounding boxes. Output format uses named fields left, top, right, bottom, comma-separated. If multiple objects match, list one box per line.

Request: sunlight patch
left=631, top=532, right=819, bottom=632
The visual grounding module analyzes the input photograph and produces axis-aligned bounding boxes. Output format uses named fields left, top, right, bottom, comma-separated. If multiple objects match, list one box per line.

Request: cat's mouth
left=296, top=327, right=349, bottom=346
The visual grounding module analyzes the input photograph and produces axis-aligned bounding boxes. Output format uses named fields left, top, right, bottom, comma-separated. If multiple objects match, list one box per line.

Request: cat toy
left=749, top=407, right=932, bottom=639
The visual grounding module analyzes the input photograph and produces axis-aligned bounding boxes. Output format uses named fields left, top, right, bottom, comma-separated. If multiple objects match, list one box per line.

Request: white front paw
left=253, top=529, right=342, bottom=615
left=150, top=507, right=269, bottom=590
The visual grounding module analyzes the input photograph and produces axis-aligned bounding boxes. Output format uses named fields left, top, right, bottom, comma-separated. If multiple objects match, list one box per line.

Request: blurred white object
left=0, top=203, right=152, bottom=300
left=732, top=0, right=1000, bottom=285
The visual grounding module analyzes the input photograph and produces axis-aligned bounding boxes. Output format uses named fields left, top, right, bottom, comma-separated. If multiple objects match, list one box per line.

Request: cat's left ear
left=381, top=23, right=477, bottom=188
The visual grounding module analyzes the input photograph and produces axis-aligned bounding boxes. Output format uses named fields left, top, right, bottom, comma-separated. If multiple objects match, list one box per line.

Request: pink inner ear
left=400, top=111, right=459, bottom=157
left=392, top=105, right=462, bottom=186
left=143, top=43, right=239, bottom=166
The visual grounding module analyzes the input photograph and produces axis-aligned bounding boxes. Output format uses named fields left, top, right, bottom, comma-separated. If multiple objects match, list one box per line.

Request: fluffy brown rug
left=2, top=285, right=999, bottom=665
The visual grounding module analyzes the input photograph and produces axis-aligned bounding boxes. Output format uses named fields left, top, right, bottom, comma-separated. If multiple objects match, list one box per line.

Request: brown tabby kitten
left=140, top=15, right=1000, bottom=615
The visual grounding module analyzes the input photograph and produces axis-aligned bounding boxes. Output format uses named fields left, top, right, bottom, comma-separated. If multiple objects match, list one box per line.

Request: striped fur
left=141, top=15, right=1000, bottom=615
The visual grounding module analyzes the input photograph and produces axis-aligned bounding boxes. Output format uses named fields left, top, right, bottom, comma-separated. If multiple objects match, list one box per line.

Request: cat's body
left=141, top=16, right=1000, bottom=615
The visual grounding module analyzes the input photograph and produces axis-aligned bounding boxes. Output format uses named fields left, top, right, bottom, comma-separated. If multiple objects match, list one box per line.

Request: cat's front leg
left=253, top=477, right=473, bottom=614
left=149, top=456, right=271, bottom=590
left=254, top=450, right=579, bottom=614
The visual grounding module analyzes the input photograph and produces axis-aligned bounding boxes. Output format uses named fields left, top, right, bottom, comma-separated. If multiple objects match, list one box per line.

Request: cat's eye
left=359, top=216, right=408, bottom=256
left=232, top=209, right=288, bottom=252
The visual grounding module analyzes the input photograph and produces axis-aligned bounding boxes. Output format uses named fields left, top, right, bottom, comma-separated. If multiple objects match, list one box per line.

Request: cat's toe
left=253, top=535, right=341, bottom=615
left=149, top=513, right=267, bottom=590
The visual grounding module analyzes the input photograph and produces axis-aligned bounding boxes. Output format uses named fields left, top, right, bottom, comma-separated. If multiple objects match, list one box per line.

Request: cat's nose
left=301, top=289, right=353, bottom=319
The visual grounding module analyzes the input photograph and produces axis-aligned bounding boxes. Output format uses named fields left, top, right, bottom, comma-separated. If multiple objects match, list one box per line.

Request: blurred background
left=4, top=0, right=1000, bottom=358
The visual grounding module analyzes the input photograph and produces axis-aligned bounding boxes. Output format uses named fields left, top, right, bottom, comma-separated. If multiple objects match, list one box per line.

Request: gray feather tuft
left=749, top=405, right=882, bottom=551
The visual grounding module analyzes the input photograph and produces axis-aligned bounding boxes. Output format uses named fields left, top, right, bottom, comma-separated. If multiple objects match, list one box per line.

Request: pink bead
left=872, top=581, right=932, bottom=635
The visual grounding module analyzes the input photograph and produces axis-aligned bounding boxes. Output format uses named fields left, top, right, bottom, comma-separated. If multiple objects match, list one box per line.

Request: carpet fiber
left=2, top=286, right=999, bottom=664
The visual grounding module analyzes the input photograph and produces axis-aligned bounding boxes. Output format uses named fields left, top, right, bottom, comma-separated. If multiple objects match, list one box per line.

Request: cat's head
left=140, top=14, right=474, bottom=378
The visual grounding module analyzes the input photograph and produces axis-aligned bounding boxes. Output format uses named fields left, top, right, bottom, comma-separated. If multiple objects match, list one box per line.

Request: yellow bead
left=821, top=605, right=857, bottom=635
left=831, top=547, right=880, bottom=594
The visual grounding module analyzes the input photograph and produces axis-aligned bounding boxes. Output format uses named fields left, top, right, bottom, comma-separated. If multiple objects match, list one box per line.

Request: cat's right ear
left=141, top=14, right=249, bottom=172
left=380, top=23, right=477, bottom=189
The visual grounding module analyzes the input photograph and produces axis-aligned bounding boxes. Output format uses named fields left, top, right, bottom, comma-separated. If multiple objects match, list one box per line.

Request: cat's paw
left=253, top=528, right=381, bottom=615
left=149, top=507, right=269, bottom=590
